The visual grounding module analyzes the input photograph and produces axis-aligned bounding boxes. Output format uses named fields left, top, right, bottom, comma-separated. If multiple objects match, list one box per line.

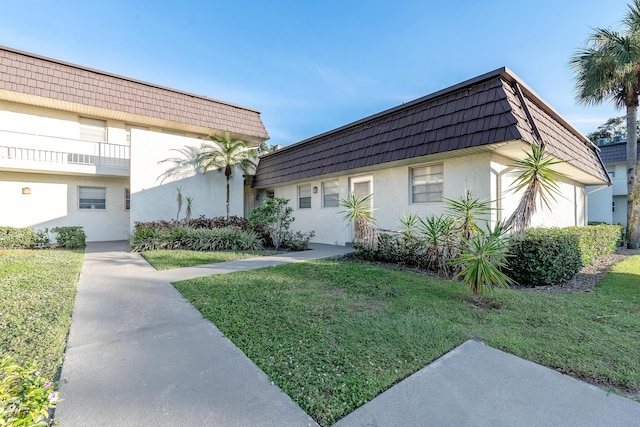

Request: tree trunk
left=626, top=105, right=639, bottom=248
left=226, top=175, right=230, bottom=220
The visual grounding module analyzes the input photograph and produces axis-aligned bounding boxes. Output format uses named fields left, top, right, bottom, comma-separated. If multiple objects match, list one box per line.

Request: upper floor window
left=411, top=164, right=443, bottom=203
left=322, top=180, right=340, bottom=208
left=79, top=186, right=106, bottom=210
left=79, top=117, right=106, bottom=143
left=125, top=188, right=131, bottom=210
left=298, top=184, right=311, bottom=209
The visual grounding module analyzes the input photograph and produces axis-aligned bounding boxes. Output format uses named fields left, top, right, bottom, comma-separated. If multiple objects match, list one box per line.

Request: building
left=0, top=46, right=268, bottom=242
left=588, top=141, right=640, bottom=225
left=253, top=67, right=610, bottom=245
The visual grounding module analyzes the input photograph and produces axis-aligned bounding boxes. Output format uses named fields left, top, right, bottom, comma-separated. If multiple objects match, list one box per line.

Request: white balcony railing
left=0, top=129, right=130, bottom=171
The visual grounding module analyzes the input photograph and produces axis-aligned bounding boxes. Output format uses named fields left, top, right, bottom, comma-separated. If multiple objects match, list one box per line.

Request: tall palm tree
left=570, top=0, right=640, bottom=248
left=159, top=131, right=257, bottom=219
left=196, top=131, right=257, bottom=219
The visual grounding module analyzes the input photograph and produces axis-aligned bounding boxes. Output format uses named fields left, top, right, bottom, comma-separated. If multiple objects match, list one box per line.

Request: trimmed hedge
left=0, top=227, right=38, bottom=249
left=507, top=224, right=622, bottom=286
left=52, top=226, right=86, bottom=249
left=564, top=224, right=623, bottom=265
left=507, top=228, right=582, bottom=286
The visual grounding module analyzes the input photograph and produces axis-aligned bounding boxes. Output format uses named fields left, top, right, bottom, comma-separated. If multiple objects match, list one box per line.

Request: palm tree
left=570, top=0, right=640, bottom=248
left=504, top=144, right=568, bottom=236
left=197, top=131, right=257, bottom=219
left=159, top=131, right=257, bottom=219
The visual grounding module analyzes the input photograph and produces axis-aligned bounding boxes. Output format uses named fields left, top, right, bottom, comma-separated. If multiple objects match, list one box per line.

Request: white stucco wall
left=587, top=162, right=627, bottom=225
left=270, top=152, right=492, bottom=245
left=265, top=151, right=591, bottom=245
left=129, top=129, right=244, bottom=232
left=0, top=171, right=129, bottom=242
left=1, top=100, right=244, bottom=241
left=492, top=154, right=587, bottom=228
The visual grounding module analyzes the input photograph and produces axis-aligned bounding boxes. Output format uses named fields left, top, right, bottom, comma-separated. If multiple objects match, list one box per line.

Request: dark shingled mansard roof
left=599, top=141, right=640, bottom=164
left=0, top=46, right=269, bottom=142
left=253, top=67, right=608, bottom=188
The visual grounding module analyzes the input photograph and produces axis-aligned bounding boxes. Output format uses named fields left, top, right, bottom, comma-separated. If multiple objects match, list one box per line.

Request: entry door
left=349, top=176, right=373, bottom=240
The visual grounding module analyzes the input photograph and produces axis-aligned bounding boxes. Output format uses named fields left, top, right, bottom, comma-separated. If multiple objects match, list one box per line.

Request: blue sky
left=0, top=0, right=632, bottom=146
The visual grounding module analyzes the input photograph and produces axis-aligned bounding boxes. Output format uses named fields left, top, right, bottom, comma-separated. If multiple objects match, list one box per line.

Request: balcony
left=0, top=129, right=130, bottom=176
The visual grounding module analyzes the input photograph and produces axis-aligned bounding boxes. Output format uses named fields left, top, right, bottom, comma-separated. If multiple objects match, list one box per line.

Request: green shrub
left=52, top=226, right=86, bottom=249
left=283, top=230, right=316, bottom=251
left=564, top=224, right=623, bottom=265
left=0, top=226, right=37, bottom=248
left=248, top=198, right=295, bottom=249
left=507, top=228, right=583, bottom=286
left=0, top=357, right=60, bottom=427
left=131, top=226, right=262, bottom=252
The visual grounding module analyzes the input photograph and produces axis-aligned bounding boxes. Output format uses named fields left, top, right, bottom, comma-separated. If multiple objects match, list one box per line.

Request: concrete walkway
left=55, top=242, right=640, bottom=426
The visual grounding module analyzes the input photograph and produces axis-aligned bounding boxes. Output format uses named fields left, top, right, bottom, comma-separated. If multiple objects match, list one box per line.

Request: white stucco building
left=253, top=68, right=610, bottom=245
left=587, top=141, right=640, bottom=226
left=0, top=46, right=269, bottom=242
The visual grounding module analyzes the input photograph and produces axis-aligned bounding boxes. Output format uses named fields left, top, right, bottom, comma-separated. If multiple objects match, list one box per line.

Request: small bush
left=52, top=226, right=86, bottom=249
left=284, top=231, right=316, bottom=251
left=248, top=198, right=295, bottom=249
left=0, top=357, right=60, bottom=427
left=507, top=228, right=583, bottom=286
left=0, top=226, right=37, bottom=248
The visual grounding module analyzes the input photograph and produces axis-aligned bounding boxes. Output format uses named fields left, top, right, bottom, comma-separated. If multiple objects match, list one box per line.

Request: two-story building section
left=0, top=46, right=269, bottom=242
left=588, top=140, right=640, bottom=226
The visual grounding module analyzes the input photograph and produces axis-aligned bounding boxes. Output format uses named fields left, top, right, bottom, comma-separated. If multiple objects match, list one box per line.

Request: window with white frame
left=411, top=164, right=443, bottom=203
left=322, top=180, right=340, bottom=208
left=79, top=187, right=106, bottom=210
left=125, top=188, right=130, bottom=210
left=79, top=117, right=106, bottom=143
left=298, top=184, right=311, bottom=209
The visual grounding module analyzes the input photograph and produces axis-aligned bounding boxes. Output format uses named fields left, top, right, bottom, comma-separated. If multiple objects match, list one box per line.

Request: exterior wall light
left=22, top=187, right=31, bottom=195
left=313, top=186, right=318, bottom=194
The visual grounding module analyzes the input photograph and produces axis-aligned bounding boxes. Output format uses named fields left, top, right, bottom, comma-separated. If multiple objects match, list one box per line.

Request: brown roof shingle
left=0, top=46, right=269, bottom=142
left=253, top=67, right=608, bottom=187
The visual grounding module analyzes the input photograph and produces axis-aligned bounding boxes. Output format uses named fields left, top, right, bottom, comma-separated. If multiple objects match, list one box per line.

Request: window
left=612, top=200, right=616, bottom=213
left=266, top=190, right=275, bottom=199
left=298, top=184, right=311, bottom=209
left=608, top=169, right=615, bottom=178
left=322, top=180, right=340, bottom=208
left=79, top=117, right=106, bottom=142
left=79, top=187, right=106, bottom=210
left=125, top=188, right=130, bottom=210
left=411, top=164, right=443, bottom=203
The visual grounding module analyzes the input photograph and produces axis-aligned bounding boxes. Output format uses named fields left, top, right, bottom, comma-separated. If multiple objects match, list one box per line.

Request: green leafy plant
left=0, top=227, right=38, bottom=249
left=51, top=226, right=86, bottom=249
left=417, top=214, right=459, bottom=276
left=248, top=198, right=295, bottom=249
left=504, top=144, right=568, bottom=235
left=444, top=189, right=493, bottom=240
left=131, top=226, right=262, bottom=252
left=507, top=228, right=583, bottom=286
left=453, top=222, right=514, bottom=295
left=338, top=193, right=378, bottom=250
left=0, top=357, right=60, bottom=427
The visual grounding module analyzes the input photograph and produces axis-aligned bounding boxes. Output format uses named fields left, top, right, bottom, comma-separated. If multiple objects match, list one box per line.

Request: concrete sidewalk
left=55, top=241, right=640, bottom=426
left=55, top=241, right=350, bottom=426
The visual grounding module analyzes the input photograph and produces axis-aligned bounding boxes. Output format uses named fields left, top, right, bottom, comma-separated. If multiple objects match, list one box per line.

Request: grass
left=174, top=255, right=640, bottom=426
left=141, top=249, right=284, bottom=270
left=0, top=249, right=84, bottom=379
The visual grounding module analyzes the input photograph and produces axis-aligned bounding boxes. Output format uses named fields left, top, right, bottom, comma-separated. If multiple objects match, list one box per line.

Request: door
left=349, top=176, right=373, bottom=242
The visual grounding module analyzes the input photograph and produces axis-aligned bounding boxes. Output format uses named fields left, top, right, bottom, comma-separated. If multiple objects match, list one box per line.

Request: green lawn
left=141, top=249, right=284, bottom=270
left=174, top=255, right=640, bottom=426
left=0, top=249, right=84, bottom=379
